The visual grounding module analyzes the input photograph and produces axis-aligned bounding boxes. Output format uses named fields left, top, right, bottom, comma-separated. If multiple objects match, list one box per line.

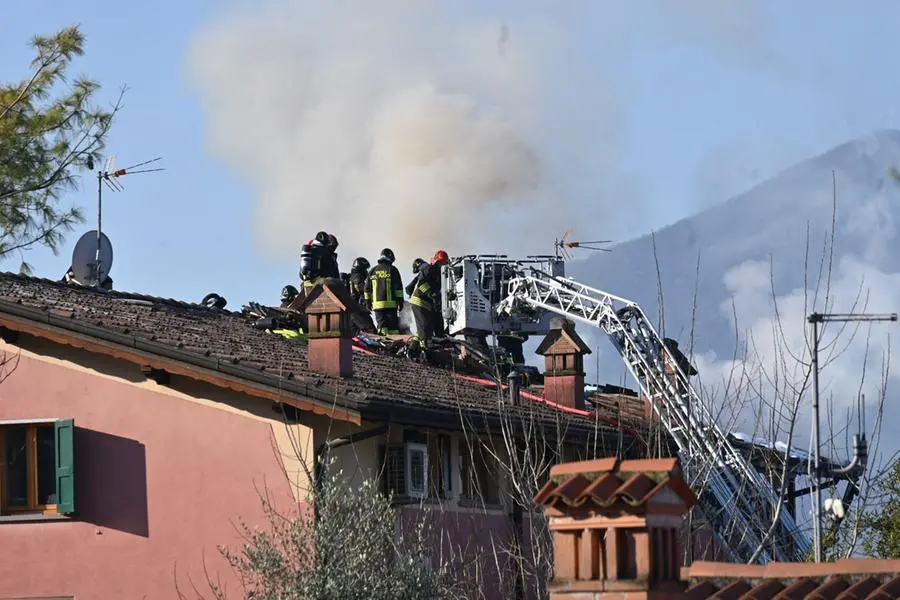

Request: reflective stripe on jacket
left=410, top=279, right=434, bottom=311
left=365, top=263, right=404, bottom=310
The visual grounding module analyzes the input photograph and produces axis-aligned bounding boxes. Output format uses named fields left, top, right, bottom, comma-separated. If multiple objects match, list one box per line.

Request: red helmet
left=432, top=249, right=449, bottom=265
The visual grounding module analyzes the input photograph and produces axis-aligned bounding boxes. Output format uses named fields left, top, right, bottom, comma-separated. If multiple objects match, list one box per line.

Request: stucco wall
left=0, top=336, right=315, bottom=599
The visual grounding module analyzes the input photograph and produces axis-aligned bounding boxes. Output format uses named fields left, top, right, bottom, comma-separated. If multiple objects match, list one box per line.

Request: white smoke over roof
left=186, top=0, right=779, bottom=270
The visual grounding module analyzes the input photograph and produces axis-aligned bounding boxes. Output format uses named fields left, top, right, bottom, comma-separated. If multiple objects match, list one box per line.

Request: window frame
left=404, top=442, right=428, bottom=500
left=0, top=419, right=59, bottom=515
left=459, top=435, right=502, bottom=507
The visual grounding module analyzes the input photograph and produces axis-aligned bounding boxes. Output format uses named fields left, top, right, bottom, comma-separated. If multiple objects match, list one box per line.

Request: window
left=405, top=443, right=428, bottom=499
left=381, top=442, right=429, bottom=501
left=459, top=436, right=501, bottom=506
left=0, top=419, right=75, bottom=516
left=427, top=434, right=452, bottom=500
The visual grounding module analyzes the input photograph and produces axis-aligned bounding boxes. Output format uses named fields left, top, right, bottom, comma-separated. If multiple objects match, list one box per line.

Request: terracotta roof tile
left=0, top=273, right=646, bottom=444
left=684, top=560, right=900, bottom=599
left=534, top=455, right=697, bottom=513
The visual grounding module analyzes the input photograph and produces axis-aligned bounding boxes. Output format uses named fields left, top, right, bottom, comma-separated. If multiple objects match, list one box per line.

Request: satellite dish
left=71, top=230, right=113, bottom=285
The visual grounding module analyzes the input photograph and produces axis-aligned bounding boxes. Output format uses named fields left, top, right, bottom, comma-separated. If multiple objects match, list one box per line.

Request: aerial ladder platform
left=485, top=265, right=812, bottom=563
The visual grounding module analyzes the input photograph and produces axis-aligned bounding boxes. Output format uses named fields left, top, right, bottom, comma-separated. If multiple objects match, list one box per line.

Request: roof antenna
left=553, top=230, right=614, bottom=261
left=93, top=155, right=164, bottom=286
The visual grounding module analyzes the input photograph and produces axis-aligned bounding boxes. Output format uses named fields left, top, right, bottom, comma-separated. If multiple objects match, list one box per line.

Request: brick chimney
left=297, top=280, right=358, bottom=378
left=534, top=457, right=696, bottom=599
left=535, top=317, right=592, bottom=410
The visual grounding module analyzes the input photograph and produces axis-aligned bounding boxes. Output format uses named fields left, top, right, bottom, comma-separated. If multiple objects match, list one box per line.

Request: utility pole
left=807, top=311, right=897, bottom=562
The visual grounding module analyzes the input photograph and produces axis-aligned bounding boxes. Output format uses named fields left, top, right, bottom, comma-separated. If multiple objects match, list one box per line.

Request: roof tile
left=535, top=455, right=697, bottom=513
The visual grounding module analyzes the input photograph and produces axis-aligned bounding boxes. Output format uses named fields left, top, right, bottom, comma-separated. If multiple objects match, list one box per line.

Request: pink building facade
left=0, top=338, right=310, bottom=599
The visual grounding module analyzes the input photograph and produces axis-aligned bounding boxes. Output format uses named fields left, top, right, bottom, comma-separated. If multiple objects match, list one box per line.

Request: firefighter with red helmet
left=427, top=250, right=449, bottom=336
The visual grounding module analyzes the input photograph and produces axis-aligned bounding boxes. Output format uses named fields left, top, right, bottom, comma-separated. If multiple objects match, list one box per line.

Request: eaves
left=0, top=299, right=361, bottom=425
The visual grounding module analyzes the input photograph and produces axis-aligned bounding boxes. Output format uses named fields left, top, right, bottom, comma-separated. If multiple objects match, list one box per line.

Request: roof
left=533, top=457, right=697, bottom=513
left=0, top=273, right=639, bottom=443
left=684, top=560, right=900, bottom=599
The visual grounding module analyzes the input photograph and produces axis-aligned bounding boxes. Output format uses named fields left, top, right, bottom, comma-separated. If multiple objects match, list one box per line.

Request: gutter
left=0, top=299, right=361, bottom=424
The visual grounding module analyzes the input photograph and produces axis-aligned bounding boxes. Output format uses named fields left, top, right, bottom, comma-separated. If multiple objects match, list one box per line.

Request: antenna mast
left=95, top=156, right=164, bottom=285
left=553, top=230, right=613, bottom=260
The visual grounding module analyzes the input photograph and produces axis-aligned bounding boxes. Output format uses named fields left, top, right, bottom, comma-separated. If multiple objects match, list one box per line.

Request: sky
left=3, top=0, right=900, bottom=311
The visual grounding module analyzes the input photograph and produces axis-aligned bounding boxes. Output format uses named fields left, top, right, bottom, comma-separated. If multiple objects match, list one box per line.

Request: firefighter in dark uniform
left=496, top=332, right=528, bottom=365
left=365, top=248, right=404, bottom=335
left=342, top=257, right=376, bottom=333
left=281, top=285, right=299, bottom=308
left=406, top=258, right=435, bottom=342
left=300, top=231, right=340, bottom=297
left=427, top=250, right=449, bottom=336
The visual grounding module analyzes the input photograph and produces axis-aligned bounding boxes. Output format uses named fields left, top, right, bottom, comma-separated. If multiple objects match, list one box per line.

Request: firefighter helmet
left=352, top=257, right=370, bottom=271
left=379, top=248, right=395, bottom=263
left=412, top=258, right=425, bottom=273
left=281, top=285, right=299, bottom=303
left=432, top=249, right=449, bottom=265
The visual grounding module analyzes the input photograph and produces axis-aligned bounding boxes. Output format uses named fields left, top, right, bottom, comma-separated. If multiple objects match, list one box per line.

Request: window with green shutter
left=54, top=419, right=75, bottom=515
left=0, top=418, right=75, bottom=516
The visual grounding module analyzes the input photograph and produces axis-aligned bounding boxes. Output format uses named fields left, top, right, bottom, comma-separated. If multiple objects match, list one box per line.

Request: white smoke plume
left=186, top=0, right=779, bottom=269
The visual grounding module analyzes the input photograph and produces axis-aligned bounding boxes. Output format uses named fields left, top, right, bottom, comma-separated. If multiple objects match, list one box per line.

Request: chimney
left=535, top=317, right=592, bottom=410
left=297, top=279, right=357, bottom=378
left=507, top=370, right=522, bottom=405
left=533, top=457, right=697, bottom=599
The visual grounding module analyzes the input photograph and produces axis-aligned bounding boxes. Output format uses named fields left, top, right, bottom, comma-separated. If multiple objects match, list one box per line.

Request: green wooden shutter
left=54, top=419, right=76, bottom=514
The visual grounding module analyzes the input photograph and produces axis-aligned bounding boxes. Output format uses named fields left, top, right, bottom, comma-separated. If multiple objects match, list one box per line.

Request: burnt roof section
left=533, top=457, right=697, bottom=514
left=684, top=560, right=900, bottom=599
left=0, top=273, right=638, bottom=443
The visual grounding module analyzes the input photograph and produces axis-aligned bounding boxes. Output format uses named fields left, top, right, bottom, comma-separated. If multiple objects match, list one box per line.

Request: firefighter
left=496, top=332, right=528, bottom=365
left=406, top=258, right=435, bottom=342
left=365, top=248, right=404, bottom=335
left=300, top=231, right=328, bottom=294
left=300, top=231, right=341, bottom=297
left=344, top=257, right=371, bottom=304
left=428, top=250, right=449, bottom=336
left=281, top=285, right=299, bottom=308
left=323, top=233, right=341, bottom=279
left=405, top=258, right=427, bottom=297
left=343, top=257, right=376, bottom=334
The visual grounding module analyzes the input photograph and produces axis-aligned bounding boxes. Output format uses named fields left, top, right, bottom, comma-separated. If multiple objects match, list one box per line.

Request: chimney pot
left=507, top=370, right=522, bottom=405
left=297, top=280, right=359, bottom=378
left=535, top=320, right=592, bottom=410
left=535, top=457, right=697, bottom=599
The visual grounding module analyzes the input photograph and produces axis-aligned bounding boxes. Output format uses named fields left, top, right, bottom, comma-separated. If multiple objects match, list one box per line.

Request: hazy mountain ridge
left=567, top=129, right=900, bottom=453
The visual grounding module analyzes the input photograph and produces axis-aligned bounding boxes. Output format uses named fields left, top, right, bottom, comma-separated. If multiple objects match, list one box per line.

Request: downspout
left=313, top=423, right=390, bottom=522
left=507, top=371, right=525, bottom=600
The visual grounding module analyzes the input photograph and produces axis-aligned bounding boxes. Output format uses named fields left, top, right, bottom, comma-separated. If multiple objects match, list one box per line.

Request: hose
left=450, top=372, right=641, bottom=439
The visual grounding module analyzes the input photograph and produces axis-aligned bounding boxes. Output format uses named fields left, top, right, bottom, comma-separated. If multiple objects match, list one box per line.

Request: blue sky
left=3, top=0, right=900, bottom=308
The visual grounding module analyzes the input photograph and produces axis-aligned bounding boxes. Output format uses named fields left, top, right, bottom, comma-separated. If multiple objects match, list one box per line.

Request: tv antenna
left=92, top=155, right=164, bottom=286
left=553, top=230, right=613, bottom=260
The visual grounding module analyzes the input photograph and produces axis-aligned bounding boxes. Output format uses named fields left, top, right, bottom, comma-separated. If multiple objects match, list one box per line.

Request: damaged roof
left=0, top=273, right=643, bottom=446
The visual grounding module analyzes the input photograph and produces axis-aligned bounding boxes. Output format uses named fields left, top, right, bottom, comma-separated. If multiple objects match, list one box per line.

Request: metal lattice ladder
left=498, top=270, right=810, bottom=563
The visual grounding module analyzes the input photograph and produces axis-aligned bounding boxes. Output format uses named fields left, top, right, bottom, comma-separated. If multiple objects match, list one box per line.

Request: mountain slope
left=567, top=129, right=900, bottom=452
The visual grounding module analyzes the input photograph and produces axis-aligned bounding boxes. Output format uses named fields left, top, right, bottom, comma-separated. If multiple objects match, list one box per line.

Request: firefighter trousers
left=411, top=305, right=433, bottom=341
left=351, top=310, right=376, bottom=334
left=373, top=309, right=400, bottom=335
